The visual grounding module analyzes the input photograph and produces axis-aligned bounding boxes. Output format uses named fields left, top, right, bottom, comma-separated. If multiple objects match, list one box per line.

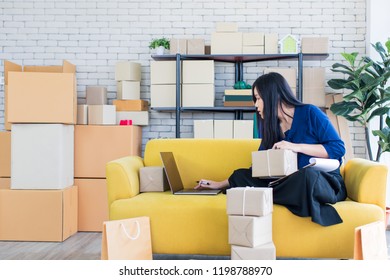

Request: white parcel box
left=11, top=124, right=74, bottom=190
left=231, top=242, right=276, bottom=260
left=227, top=187, right=273, bottom=217
left=252, top=149, right=298, bottom=178
left=228, top=214, right=273, bottom=248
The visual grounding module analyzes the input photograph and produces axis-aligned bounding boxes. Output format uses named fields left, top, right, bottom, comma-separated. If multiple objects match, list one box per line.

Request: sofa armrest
left=343, top=158, right=388, bottom=210
left=106, top=155, right=144, bottom=207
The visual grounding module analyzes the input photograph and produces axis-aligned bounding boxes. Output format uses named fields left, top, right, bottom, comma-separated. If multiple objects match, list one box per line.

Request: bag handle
left=120, top=220, right=141, bottom=240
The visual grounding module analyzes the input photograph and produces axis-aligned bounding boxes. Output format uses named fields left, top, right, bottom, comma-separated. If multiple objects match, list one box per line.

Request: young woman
left=195, top=72, right=347, bottom=226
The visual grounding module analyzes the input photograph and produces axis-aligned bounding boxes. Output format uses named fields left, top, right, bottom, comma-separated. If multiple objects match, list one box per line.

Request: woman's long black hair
left=252, top=72, right=303, bottom=149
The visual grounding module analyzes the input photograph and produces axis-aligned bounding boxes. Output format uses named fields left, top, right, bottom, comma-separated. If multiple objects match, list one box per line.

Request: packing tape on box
left=266, top=150, right=271, bottom=177
left=241, top=186, right=272, bottom=216
left=242, top=186, right=254, bottom=216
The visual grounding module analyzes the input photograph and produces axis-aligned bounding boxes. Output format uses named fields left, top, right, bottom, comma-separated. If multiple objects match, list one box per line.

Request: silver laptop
left=160, top=152, right=221, bottom=195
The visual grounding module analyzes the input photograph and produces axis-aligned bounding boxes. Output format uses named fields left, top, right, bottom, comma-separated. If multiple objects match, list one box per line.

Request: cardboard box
left=243, top=33, right=264, bottom=46
left=228, top=215, right=273, bottom=247
left=117, top=81, right=141, bottom=100
left=0, top=185, right=78, bottom=241
left=242, top=46, right=264, bottom=55
left=88, top=105, right=116, bottom=125
left=4, top=85, right=11, bottom=130
left=74, top=125, right=142, bottom=178
left=252, top=149, right=298, bottom=177
left=193, top=120, right=214, bottom=139
left=233, top=120, right=253, bottom=139
left=0, top=131, right=11, bottom=177
left=170, top=38, right=187, bottom=55
left=231, top=242, right=276, bottom=260
left=216, top=22, right=238, bottom=33
left=264, top=68, right=297, bottom=89
left=150, top=61, right=178, bottom=85
left=7, top=60, right=77, bottom=124
left=214, top=120, right=233, bottom=139
left=151, top=84, right=177, bottom=108
left=187, top=39, right=205, bottom=55
left=4, top=60, right=22, bottom=85
left=11, top=124, right=74, bottom=190
left=113, top=100, right=148, bottom=111
left=86, top=86, right=107, bottom=105
left=74, top=178, right=108, bottom=232
left=223, top=101, right=254, bottom=107
left=301, top=37, right=329, bottom=54
left=183, top=60, right=214, bottom=84
left=211, top=32, right=243, bottom=54
left=77, top=104, right=88, bottom=125
left=227, top=187, right=273, bottom=216
left=182, top=84, right=214, bottom=107
left=303, top=67, right=326, bottom=107
left=139, top=167, right=169, bottom=192
left=264, top=33, right=278, bottom=54
left=115, top=61, right=141, bottom=81
left=116, top=111, right=149, bottom=126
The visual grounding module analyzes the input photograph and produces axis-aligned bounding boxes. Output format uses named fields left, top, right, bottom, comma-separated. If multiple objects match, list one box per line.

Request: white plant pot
left=156, top=46, right=165, bottom=55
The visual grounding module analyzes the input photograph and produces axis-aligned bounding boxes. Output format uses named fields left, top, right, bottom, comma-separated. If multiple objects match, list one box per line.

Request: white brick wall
left=0, top=0, right=367, bottom=158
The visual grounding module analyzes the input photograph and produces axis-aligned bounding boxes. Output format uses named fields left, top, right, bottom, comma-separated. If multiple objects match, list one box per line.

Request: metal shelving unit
left=151, top=53, right=328, bottom=138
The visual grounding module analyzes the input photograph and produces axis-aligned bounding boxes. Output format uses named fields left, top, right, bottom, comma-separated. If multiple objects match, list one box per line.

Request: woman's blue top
left=259, top=104, right=345, bottom=169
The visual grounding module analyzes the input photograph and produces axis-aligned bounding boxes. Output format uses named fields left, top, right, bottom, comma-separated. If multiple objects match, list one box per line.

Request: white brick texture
left=0, top=0, right=367, bottom=158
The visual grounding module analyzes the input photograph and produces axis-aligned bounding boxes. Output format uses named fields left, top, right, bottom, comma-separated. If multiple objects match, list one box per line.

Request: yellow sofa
left=106, top=139, right=387, bottom=259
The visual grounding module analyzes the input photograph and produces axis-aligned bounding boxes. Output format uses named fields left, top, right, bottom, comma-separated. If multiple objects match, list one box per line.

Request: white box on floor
left=233, top=120, right=253, bottom=139
left=231, top=242, right=276, bottom=260
left=88, top=105, right=116, bottom=125
left=227, top=187, right=273, bottom=217
left=193, top=120, right=214, bottom=139
left=117, top=81, right=141, bottom=100
left=214, top=120, right=233, bottom=139
left=77, top=104, right=88, bottom=125
left=116, top=111, right=149, bottom=126
left=228, top=214, right=273, bottom=248
left=11, top=124, right=74, bottom=190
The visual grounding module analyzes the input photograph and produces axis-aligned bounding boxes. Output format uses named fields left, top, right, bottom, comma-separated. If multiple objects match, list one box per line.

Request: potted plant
left=149, top=37, right=170, bottom=55
left=327, top=39, right=390, bottom=162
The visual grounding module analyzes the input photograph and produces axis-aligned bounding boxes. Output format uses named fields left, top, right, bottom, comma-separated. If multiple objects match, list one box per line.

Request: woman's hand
left=194, top=179, right=229, bottom=190
left=272, top=140, right=298, bottom=152
left=272, top=140, right=329, bottom=158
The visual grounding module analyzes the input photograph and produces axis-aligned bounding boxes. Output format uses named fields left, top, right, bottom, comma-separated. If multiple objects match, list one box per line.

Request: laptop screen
left=160, top=152, right=184, bottom=193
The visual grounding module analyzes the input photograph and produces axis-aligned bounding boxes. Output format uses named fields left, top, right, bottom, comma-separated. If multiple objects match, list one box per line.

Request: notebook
left=160, top=152, right=221, bottom=195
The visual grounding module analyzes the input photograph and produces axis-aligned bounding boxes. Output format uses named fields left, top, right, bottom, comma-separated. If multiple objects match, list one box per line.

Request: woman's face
left=254, top=88, right=264, bottom=118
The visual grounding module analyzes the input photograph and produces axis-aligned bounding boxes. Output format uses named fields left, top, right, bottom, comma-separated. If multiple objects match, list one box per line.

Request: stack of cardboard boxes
left=170, top=38, right=205, bottom=55
left=150, top=60, right=215, bottom=108
left=211, top=23, right=279, bottom=55
left=85, top=86, right=116, bottom=125
left=227, top=187, right=276, bottom=260
left=223, top=89, right=253, bottom=107
left=194, top=119, right=253, bottom=139
left=114, top=61, right=148, bottom=126
left=0, top=60, right=78, bottom=242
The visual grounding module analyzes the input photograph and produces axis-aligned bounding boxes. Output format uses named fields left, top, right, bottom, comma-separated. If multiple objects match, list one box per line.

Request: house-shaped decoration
left=279, top=34, right=299, bottom=54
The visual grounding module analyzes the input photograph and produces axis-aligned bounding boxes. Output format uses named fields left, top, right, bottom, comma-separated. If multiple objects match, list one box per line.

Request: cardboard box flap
left=24, top=65, right=63, bottom=73
left=63, top=60, right=76, bottom=73
left=24, top=60, right=76, bottom=74
left=4, top=60, right=22, bottom=85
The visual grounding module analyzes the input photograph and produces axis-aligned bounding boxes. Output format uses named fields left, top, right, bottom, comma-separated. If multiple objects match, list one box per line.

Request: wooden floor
left=0, top=229, right=389, bottom=260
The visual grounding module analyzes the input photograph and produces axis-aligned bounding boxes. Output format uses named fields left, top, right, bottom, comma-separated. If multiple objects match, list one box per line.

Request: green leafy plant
left=149, top=37, right=170, bottom=50
left=328, top=39, right=390, bottom=161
